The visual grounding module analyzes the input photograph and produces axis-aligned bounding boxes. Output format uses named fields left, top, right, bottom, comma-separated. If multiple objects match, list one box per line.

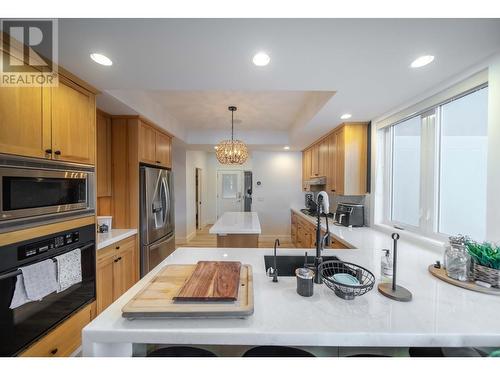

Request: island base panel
left=216, top=234, right=259, bottom=248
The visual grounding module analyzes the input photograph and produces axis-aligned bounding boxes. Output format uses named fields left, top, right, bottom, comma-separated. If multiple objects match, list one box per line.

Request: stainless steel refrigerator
left=244, top=171, right=253, bottom=212
left=140, top=165, right=175, bottom=277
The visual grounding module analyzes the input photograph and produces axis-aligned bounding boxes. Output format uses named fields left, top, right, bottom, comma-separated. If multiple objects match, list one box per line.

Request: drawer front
left=97, top=235, right=136, bottom=262
left=20, top=302, right=95, bottom=357
left=114, top=235, right=135, bottom=257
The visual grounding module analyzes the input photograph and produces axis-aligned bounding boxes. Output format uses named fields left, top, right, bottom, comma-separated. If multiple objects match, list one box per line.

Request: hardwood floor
left=176, top=225, right=295, bottom=249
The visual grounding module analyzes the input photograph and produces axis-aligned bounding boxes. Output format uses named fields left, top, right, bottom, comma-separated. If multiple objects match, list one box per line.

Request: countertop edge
left=97, top=229, right=138, bottom=250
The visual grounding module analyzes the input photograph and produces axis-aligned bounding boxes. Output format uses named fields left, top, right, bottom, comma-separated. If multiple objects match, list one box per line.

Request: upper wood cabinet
left=327, top=132, right=337, bottom=193
left=97, top=111, right=112, bottom=197
left=302, top=148, right=312, bottom=190
left=139, top=121, right=157, bottom=165
left=310, top=143, right=320, bottom=177
left=138, top=120, right=172, bottom=168
left=0, top=52, right=51, bottom=159
left=318, top=138, right=329, bottom=178
left=0, top=47, right=97, bottom=165
left=302, top=122, right=368, bottom=195
left=155, top=131, right=171, bottom=167
left=51, top=77, right=96, bottom=164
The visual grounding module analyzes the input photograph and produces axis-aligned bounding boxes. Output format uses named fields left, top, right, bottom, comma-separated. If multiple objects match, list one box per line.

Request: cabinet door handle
left=114, top=256, right=122, bottom=263
left=115, top=246, right=120, bottom=250
left=54, top=150, right=61, bottom=155
left=45, top=149, right=52, bottom=154
left=156, top=161, right=161, bottom=164
left=50, top=348, right=58, bottom=355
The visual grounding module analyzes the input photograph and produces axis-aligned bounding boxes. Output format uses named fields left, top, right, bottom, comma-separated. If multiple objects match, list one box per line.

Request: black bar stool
left=243, top=346, right=315, bottom=357
left=147, top=346, right=217, bottom=357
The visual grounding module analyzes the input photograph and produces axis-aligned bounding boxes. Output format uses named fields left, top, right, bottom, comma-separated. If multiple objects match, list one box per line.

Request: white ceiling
left=145, top=90, right=333, bottom=130
left=56, top=18, right=500, bottom=148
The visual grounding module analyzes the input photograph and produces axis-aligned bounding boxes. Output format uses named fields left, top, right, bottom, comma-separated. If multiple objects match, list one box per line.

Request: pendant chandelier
left=215, top=106, right=249, bottom=165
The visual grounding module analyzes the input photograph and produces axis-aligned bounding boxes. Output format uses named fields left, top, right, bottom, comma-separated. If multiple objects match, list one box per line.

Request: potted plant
left=465, top=240, right=500, bottom=288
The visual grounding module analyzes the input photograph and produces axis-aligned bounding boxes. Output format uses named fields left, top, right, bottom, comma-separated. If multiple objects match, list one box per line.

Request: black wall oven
left=0, top=155, right=95, bottom=232
left=0, top=224, right=96, bottom=356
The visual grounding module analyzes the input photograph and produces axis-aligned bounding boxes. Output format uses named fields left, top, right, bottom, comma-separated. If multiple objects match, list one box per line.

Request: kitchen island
left=82, top=232, right=500, bottom=357
left=209, top=211, right=261, bottom=248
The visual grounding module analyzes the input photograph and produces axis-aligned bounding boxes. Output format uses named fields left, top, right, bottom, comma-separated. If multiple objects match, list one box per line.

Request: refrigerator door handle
left=161, top=176, right=169, bottom=227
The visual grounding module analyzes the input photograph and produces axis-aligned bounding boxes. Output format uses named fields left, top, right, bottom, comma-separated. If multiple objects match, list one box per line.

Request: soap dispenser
left=381, top=249, right=393, bottom=283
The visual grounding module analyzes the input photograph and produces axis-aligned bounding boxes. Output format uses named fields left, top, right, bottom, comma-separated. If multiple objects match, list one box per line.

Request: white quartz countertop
left=209, top=212, right=261, bottom=234
left=97, top=229, right=137, bottom=250
left=83, top=229, right=500, bottom=355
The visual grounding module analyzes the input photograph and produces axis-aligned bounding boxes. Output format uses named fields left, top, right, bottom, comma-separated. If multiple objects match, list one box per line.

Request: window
left=438, top=88, right=488, bottom=240
left=383, top=85, right=488, bottom=241
left=391, top=116, right=421, bottom=227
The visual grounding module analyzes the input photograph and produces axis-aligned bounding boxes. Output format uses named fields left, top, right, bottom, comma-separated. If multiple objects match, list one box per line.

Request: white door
left=217, top=170, right=244, bottom=218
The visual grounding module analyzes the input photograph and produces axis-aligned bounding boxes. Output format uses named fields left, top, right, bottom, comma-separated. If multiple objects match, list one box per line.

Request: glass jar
left=444, top=235, right=470, bottom=282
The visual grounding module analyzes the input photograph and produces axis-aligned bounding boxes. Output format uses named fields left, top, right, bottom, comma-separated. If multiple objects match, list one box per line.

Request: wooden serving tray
left=428, top=265, right=500, bottom=296
left=122, top=264, right=254, bottom=318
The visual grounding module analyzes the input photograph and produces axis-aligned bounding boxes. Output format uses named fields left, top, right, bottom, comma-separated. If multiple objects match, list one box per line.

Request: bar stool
left=242, top=346, right=315, bottom=357
left=147, top=346, right=217, bottom=357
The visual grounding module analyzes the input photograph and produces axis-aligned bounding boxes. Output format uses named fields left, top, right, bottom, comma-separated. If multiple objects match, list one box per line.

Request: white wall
left=487, top=54, right=500, bottom=242
left=205, top=151, right=303, bottom=241
left=172, top=138, right=187, bottom=241
left=251, top=151, right=304, bottom=240
left=185, top=150, right=209, bottom=238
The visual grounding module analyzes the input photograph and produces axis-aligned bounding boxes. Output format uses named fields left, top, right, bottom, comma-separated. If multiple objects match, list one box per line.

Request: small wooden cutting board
left=174, top=261, right=242, bottom=301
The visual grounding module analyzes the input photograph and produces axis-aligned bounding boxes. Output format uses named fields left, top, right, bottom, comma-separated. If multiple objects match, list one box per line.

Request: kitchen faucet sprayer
left=313, top=191, right=331, bottom=284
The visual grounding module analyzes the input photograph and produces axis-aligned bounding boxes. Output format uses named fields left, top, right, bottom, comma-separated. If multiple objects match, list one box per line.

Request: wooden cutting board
left=121, top=263, right=253, bottom=319
left=174, top=261, right=241, bottom=302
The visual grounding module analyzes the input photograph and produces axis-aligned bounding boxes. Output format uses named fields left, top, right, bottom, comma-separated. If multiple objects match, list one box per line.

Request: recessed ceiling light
left=90, top=53, right=113, bottom=66
left=410, top=55, right=434, bottom=68
left=252, top=52, right=270, bottom=66
left=283, top=146, right=290, bottom=150
left=340, top=113, right=352, bottom=120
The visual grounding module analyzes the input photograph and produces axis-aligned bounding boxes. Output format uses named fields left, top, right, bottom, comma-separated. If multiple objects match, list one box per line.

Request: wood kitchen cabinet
left=97, top=110, right=112, bottom=197
left=290, top=211, right=353, bottom=249
left=318, top=138, right=329, bottom=178
left=96, top=235, right=137, bottom=314
left=139, top=121, right=157, bottom=165
left=0, top=46, right=98, bottom=164
left=326, top=131, right=338, bottom=193
left=302, top=148, right=312, bottom=190
left=0, top=52, right=51, bottom=159
left=155, top=131, right=171, bottom=167
left=310, top=143, right=320, bottom=177
left=302, top=122, right=368, bottom=195
left=139, top=120, right=172, bottom=168
left=20, top=301, right=96, bottom=357
left=51, top=76, right=96, bottom=164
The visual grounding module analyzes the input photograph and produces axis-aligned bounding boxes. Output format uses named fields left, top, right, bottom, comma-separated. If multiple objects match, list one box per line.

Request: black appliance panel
left=0, top=224, right=95, bottom=356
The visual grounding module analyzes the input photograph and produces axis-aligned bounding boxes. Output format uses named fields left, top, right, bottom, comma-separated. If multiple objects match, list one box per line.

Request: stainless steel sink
left=264, top=255, right=340, bottom=276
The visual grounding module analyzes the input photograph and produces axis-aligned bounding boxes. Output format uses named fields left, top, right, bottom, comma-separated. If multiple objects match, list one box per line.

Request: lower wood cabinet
left=20, top=301, right=96, bottom=357
left=96, top=235, right=138, bottom=314
left=291, top=211, right=352, bottom=249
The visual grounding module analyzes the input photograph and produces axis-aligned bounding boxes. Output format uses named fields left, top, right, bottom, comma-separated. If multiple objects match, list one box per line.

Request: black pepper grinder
left=377, top=233, right=412, bottom=302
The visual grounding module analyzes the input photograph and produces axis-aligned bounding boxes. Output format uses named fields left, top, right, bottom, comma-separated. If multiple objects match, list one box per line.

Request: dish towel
left=9, top=274, right=31, bottom=309
left=21, top=259, right=58, bottom=301
left=54, top=248, right=82, bottom=292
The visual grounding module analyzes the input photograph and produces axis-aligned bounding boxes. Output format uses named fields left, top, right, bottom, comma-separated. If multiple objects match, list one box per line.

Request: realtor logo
left=0, top=19, right=58, bottom=87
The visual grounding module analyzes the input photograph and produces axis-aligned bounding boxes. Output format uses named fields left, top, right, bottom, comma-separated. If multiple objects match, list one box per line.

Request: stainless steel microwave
left=0, top=155, right=95, bottom=231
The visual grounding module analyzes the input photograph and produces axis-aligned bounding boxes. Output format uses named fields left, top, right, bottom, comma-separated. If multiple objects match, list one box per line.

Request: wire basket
left=319, top=260, right=375, bottom=300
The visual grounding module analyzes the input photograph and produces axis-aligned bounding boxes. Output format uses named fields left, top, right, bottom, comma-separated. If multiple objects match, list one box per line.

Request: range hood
left=305, top=176, right=326, bottom=186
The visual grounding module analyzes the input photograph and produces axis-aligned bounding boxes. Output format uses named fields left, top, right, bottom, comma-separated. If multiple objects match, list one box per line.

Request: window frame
left=381, top=83, right=488, bottom=242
